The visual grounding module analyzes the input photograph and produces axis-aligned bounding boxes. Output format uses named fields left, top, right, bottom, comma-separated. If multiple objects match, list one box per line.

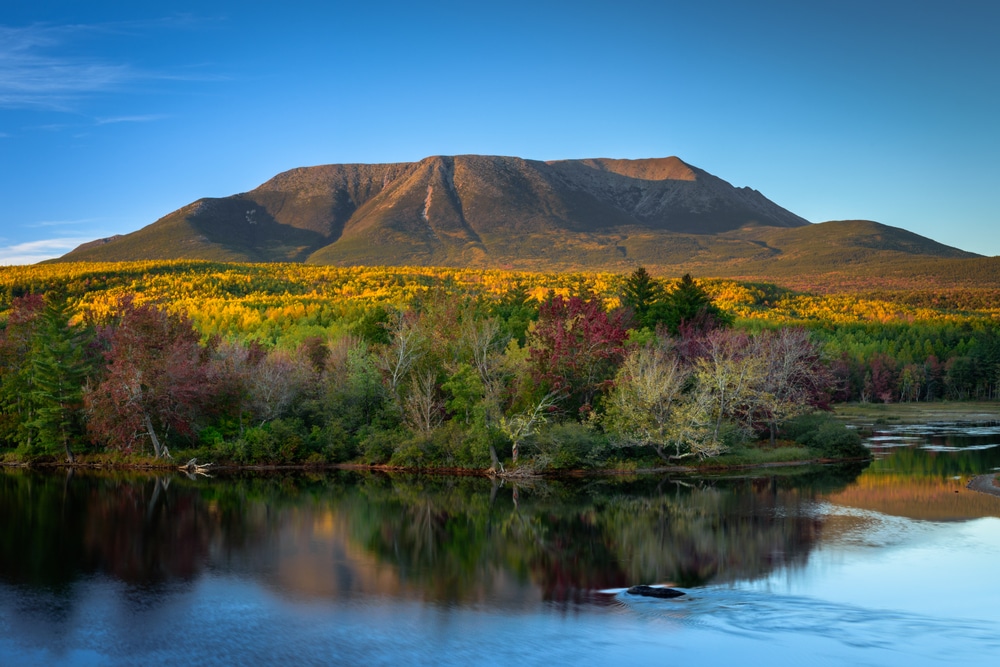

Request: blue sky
left=2, top=0, right=998, bottom=264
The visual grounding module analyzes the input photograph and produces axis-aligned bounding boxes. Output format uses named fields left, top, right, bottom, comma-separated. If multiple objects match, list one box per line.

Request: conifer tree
left=648, top=274, right=731, bottom=335
left=621, top=266, right=663, bottom=329
left=28, top=294, right=93, bottom=462
left=0, top=295, right=44, bottom=451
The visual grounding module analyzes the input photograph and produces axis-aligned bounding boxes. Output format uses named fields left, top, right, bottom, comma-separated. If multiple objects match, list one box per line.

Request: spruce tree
left=647, top=274, right=731, bottom=335
left=621, top=267, right=663, bottom=328
left=28, top=294, right=93, bottom=462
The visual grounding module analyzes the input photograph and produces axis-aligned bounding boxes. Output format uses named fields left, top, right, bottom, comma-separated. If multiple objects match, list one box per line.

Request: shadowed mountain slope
left=58, top=155, right=978, bottom=282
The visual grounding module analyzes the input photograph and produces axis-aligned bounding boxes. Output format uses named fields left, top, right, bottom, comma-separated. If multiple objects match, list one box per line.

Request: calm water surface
left=2, top=422, right=1000, bottom=666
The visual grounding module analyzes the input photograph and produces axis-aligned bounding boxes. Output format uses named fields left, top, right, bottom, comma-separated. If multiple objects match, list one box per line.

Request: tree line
left=0, top=270, right=867, bottom=468
left=2, top=264, right=996, bottom=468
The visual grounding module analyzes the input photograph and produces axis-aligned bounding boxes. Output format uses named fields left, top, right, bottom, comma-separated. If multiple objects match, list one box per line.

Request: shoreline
left=835, top=401, right=1000, bottom=425
left=0, top=456, right=865, bottom=477
left=966, top=474, right=1000, bottom=498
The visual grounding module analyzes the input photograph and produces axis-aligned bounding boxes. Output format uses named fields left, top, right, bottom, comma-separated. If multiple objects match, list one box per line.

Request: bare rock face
left=60, top=154, right=809, bottom=266
left=58, top=153, right=976, bottom=277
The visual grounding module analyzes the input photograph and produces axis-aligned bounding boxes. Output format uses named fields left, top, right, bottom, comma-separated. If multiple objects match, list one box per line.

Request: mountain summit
left=60, top=154, right=973, bottom=277
left=61, top=155, right=807, bottom=265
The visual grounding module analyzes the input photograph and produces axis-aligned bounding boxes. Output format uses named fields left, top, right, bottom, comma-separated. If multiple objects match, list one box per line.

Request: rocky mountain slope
left=58, top=155, right=975, bottom=279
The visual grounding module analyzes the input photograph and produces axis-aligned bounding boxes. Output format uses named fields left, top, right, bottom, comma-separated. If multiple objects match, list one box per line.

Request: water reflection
left=0, top=465, right=867, bottom=605
left=830, top=421, right=1000, bottom=521
left=5, top=448, right=1000, bottom=665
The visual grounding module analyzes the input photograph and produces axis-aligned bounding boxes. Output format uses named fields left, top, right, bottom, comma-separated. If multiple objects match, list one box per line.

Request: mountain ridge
left=58, top=154, right=977, bottom=282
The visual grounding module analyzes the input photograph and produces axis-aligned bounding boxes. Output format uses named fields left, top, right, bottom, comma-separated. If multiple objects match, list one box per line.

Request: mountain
left=58, top=155, right=977, bottom=282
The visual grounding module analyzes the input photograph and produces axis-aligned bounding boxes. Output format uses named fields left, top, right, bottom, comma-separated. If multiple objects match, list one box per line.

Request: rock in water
left=626, top=585, right=685, bottom=598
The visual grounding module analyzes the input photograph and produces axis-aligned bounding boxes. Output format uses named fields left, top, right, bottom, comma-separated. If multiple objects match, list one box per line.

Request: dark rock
left=626, top=585, right=685, bottom=598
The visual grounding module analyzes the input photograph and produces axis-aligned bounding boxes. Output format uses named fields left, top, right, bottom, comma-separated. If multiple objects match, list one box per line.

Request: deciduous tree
left=527, top=294, right=630, bottom=418
left=604, top=343, right=689, bottom=460
left=84, top=297, right=212, bottom=458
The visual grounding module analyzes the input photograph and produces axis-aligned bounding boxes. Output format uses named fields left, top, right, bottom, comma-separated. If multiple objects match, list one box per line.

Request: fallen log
left=179, top=458, right=214, bottom=476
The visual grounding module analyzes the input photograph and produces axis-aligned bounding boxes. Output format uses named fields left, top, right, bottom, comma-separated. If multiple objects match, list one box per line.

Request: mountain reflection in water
left=3, top=435, right=1000, bottom=666
left=0, top=466, right=867, bottom=604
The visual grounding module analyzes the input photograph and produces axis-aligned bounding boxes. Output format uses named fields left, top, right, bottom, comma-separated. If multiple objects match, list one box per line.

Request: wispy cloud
left=0, top=19, right=223, bottom=111
left=95, top=114, right=168, bottom=125
left=0, top=237, right=94, bottom=265
left=24, top=217, right=102, bottom=228
left=0, top=24, right=136, bottom=110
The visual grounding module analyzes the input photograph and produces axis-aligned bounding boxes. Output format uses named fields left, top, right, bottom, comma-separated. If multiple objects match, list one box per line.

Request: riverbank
left=835, top=401, right=1000, bottom=425
left=967, top=474, right=1000, bottom=498
left=0, top=448, right=867, bottom=477
left=833, top=402, right=1000, bottom=500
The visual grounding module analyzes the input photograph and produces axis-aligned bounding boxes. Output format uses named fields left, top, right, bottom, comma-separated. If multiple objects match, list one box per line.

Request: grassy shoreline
left=0, top=445, right=869, bottom=477
left=834, top=400, right=1000, bottom=425
left=11, top=400, right=1000, bottom=476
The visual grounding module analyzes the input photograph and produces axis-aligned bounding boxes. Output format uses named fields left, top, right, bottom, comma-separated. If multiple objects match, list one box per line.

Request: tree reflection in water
left=0, top=464, right=868, bottom=606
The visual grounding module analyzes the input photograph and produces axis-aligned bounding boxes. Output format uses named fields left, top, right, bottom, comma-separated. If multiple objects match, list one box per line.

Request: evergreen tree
left=621, top=267, right=663, bottom=329
left=648, top=274, right=731, bottom=335
left=28, top=294, right=93, bottom=461
left=0, top=295, right=44, bottom=451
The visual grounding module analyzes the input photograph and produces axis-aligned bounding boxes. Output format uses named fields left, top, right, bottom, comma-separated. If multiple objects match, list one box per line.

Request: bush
left=781, top=412, right=869, bottom=459
left=389, top=438, right=441, bottom=468
left=357, top=427, right=402, bottom=465
left=528, top=422, right=608, bottom=470
left=307, top=422, right=357, bottom=463
left=222, top=419, right=306, bottom=464
left=717, top=420, right=752, bottom=451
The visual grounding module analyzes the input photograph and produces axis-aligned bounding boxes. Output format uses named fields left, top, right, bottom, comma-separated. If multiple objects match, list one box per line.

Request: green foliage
left=0, top=261, right=995, bottom=468
left=354, top=306, right=392, bottom=345
left=489, top=281, right=538, bottom=345
left=621, top=267, right=663, bottom=328
left=223, top=419, right=306, bottom=464
left=715, top=419, right=753, bottom=451
left=441, top=363, right=484, bottom=424
left=648, top=273, right=732, bottom=334
left=0, top=293, right=95, bottom=459
left=781, top=412, right=869, bottom=459
left=529, top=422, right=609, bottom=469
left=357, top=427, right=403, bottom=465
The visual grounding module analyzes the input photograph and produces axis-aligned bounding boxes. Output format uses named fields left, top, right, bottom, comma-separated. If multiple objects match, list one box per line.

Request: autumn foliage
left=0, top=260, right=996, bottom=467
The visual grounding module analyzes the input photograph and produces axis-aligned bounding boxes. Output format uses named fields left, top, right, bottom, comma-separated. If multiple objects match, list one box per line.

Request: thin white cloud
left=0, top=21, right=222, bottom=111
left=24, top=217, right=102, bottom=228
left=0, top=237, right=93, bottom=265
left=95, top=114, right=168, bottom=125
left=0, top=24, right=135, bottom=110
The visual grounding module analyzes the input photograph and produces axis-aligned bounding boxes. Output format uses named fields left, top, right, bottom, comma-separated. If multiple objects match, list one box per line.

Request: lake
left=2, top=421, right=1000, bottom=666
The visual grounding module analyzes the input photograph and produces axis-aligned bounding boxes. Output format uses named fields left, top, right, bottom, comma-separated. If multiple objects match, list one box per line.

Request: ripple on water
left=614, top=586, right=1000, bottom=662
left=921, top=443, right=1000, bottom=452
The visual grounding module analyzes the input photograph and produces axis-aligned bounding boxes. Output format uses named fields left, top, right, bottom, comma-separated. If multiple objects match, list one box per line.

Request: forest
left=1, top=261, right=998, bottom=470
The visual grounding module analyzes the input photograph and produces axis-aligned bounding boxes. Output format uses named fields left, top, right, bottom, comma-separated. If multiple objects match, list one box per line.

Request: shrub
left=528, top=422, right=608, bottom=470
left=222, top=419, right=306, bottom=464
left=781, top=412, right=869, bottom=459
left=357, top=427, right=402, bottom=465
left=389, top=438, right=441, bottom=468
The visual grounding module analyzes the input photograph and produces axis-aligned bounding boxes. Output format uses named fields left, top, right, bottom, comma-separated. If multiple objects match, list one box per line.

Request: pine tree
left=621, top=267, right=663, bottom=329
left=0, top=295, right=44, bottom=451
left=648, top=274, right=731, bottom=335
left=28, top=294, right=93, bottom=462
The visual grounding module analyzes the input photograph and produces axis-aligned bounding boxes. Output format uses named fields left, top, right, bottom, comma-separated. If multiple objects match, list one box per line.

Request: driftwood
left=179, top=458, right=214, bottom=477
left=626, top=585, right=686, bottom=599
left=487, top=465, right=542, bottom=480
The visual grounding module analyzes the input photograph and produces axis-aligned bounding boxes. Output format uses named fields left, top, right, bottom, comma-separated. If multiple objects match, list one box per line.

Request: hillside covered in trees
left=2, top=261, right=997, bottom=470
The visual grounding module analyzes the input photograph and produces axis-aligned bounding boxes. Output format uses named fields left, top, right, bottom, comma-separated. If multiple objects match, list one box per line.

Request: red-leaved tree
left=527, top=294, right=631, bottom=418
left=84, top=297, right=214, bottom=458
